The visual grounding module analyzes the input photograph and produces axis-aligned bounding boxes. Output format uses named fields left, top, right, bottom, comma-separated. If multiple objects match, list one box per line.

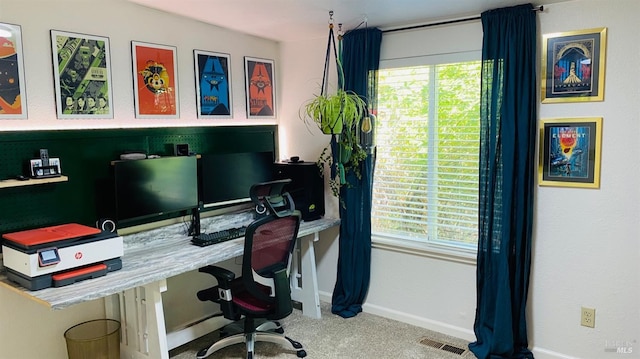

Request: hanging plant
left=315, top=122, right=368, bottom=198
left=299, top=12, right=370, bottom=198
left=300, top=88, right=367, bottom=135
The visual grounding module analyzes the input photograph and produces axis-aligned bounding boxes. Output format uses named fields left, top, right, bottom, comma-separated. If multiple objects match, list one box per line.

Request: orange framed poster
left=0, top=22, right=27, bottom=119
left=244, top=56, right=275, bottom=119
left=131, top=41, right=179, bottom=118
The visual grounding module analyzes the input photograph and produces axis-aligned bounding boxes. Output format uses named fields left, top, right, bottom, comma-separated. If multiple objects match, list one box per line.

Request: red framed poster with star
left=131, top=41, right=179, bottom=118
left=244, top=56, right=275, bottom=119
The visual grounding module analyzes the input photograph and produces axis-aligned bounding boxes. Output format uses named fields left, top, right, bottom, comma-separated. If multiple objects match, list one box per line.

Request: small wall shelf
left=0, top=176, right=69, bottom=189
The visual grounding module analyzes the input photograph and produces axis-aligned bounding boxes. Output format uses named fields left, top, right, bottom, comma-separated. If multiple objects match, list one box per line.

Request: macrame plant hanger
left=321, top=11, right=347, bottom=184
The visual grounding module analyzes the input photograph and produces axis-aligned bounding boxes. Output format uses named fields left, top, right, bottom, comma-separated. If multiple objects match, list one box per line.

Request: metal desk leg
left=105, top=279, right=169, bottom=359
left=290, top=232, right=321, bottom=319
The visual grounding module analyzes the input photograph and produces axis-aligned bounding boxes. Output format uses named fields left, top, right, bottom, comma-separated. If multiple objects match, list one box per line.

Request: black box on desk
left=274, top=161, right=325, bottom=221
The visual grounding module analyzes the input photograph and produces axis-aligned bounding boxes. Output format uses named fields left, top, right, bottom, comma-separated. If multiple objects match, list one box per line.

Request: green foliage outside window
left=373, top=61, right=481, bottom=248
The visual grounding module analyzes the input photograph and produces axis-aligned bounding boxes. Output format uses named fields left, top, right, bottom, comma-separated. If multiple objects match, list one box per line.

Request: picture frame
left=131, top=41, right=179, bottom=118
left=244, top=56, right=276, bottom=119
left=50, top=30, right=114, bottom=119
left=541, top=27, right=607, bottom=103
left=194, top=50, right=232, bottom=119
left=539, top=117, right=602, bottom=188
left=0, top=22, right=28, bottom=119
left=30, top=158, right=61, bottom=178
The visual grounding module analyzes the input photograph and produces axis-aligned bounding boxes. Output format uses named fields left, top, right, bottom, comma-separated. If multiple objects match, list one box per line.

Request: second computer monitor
left=199, top=151, right=276, bottom=208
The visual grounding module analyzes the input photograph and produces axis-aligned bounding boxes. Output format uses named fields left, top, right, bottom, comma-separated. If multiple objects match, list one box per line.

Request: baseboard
left=318, top=290, right=474, bottom=342
left=531, top=347, right=582, bottom=359
left=166, top=315, right=231, bottom=350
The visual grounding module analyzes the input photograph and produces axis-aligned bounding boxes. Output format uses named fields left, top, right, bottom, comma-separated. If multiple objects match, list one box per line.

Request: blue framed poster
left=194, top=50, right=232, bottom=119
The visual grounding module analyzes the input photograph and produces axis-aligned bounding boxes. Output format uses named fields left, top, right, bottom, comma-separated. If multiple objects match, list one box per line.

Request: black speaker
left=274, top=161, right=325, bottom=221
left=96, top=218, right=116, bottom=233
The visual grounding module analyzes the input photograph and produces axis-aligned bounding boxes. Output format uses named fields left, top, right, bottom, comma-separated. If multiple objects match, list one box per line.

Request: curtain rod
left=382, top=5, right=543, bottom=34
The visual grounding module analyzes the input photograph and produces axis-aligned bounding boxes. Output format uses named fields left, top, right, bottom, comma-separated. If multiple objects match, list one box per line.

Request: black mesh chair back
left=196, top=210, right=306, bottom=359
left=249, top=179, right=295, bottom=217
left=238, top=213, right=300, bottom=319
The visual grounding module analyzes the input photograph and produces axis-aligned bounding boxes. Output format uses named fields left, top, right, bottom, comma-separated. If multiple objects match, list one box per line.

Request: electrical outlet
left=581, top=307, right=596, bottom=328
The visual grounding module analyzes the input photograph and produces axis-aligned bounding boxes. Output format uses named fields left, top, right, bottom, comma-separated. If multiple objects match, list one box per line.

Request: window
left=372, top=58, right=481, bottom=251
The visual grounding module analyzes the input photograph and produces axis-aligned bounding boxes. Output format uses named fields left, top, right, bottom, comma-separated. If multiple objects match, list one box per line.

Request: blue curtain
left=331, top=28, right=382, bottom=318
left=469, top=4, right=537, bottom=359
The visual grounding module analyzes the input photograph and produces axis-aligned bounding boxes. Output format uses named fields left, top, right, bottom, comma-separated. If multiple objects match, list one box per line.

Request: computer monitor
left=199, top=151, right=276, bottom=208
left=113, top=156, right=199, bottom=225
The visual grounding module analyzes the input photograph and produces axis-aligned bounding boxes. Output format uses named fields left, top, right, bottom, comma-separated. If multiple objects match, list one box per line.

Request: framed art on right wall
left=541, top=27, right=607, bottom=103
left=539, top=117, right=602, bottom=188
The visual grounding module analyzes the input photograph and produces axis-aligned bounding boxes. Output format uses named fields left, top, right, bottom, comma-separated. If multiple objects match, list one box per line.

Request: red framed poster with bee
left=244, top=56, right=276, bottom=119
left=131, top=41, right=179, bottom=119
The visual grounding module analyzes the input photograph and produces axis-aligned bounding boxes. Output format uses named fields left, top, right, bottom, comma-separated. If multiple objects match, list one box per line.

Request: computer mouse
left=15, top=175, right=29, bottom=181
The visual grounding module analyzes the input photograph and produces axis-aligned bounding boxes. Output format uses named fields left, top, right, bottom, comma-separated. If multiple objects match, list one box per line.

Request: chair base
left=196, top=331, right=306, bottom=359
left=220, top=319, right=284, bottom=337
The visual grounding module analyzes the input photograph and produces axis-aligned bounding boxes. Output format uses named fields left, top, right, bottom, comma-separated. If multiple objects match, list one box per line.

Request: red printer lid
left=2, top=223, right=101, bottom=247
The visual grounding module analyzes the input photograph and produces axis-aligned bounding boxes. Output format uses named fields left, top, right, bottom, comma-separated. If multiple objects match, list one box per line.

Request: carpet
left=170, top=302, right=474, bottom=359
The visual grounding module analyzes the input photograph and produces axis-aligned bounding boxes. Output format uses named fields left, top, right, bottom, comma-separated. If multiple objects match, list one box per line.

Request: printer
left=1, top=223, right=123, bottom=291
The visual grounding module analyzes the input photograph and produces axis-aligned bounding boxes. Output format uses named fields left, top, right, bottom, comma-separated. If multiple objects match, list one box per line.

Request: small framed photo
left=131, top=41, right=179, bottom=118
left=539, top=117, right=602, bottom=188
left=244, top=56, right=276, bottom=119
left=30, top=158, right=61, bottom=178
left=50, top=30, right=114, bottom=119
left=194, top=50, right=232, bottom=119
left=541, top=27, right=607, bottom=103
left=0, top=22, right=28, bottom=119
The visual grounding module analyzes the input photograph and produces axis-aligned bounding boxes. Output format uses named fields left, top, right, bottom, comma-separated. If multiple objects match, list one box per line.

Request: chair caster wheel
left=296, top=349, right=307, bottom=357
left=290, top=339, right=303, bottom=349
left=196, top=347, right=208, bottom=359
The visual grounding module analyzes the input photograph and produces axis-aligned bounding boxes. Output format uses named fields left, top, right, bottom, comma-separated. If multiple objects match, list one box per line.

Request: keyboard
left=191, top=226, right=247, bottom=247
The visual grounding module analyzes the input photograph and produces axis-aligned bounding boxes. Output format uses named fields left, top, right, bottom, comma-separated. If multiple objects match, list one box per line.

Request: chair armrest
left=199, top=265, right=235, bottom=288
left=263, top=268, right=293, bottom=320
left=197, top=265, right=240, bottom=320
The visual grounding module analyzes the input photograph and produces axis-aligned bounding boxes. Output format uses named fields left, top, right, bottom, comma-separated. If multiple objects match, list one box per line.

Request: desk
left=0, top=211, right=339, bottom=359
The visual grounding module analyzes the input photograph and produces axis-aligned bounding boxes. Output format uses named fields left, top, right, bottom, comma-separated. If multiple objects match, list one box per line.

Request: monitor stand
left=189, top=207, right=201, bottom=236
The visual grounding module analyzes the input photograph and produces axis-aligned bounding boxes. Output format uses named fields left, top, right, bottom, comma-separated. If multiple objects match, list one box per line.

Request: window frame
left=372, top=51, right=481, bottom=263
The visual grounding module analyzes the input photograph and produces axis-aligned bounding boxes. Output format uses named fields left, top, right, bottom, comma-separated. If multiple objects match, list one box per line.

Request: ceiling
left=127, top=0, right=569, bottom=42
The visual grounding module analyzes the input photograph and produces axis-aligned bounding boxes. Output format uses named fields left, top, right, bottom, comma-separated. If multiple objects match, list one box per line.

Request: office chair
left=195, top=181, right=306, bottom=359
left=249, top=178, right=294, bottom=218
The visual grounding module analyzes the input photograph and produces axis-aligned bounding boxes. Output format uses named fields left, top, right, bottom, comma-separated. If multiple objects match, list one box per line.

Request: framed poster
left=244, top=56, right=275, bottom=119
left=194, top=50, right=232, bottom=119
left=539, top=117, right=602, bottom=188
left=541, top=27, right=607, bottom=103
left=131, top=41, right=179, bottom=118
left=50, top=30, right=114, bottom=119
left=0, top=23, right=27, bottom=119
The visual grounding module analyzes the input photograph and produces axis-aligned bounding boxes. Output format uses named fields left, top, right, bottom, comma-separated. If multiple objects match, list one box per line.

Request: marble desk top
left=0, top=211, right=339, bottom=310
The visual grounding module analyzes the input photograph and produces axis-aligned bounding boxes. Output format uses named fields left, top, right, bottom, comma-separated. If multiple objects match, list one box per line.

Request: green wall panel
left=0, top=126, right=276, bottom=235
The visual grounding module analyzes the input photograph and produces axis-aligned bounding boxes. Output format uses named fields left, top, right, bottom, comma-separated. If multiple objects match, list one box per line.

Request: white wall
left=0, top=0, right=280, bottom=358
left=284, top=1, right=640, bottom=359
left=278, top=34, right=343, bottom=305
left=2, top=0, right=639, bottom=359
left=0, top=0, right=278, bottom=131
left=533, top=1, right=640, bottom=358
